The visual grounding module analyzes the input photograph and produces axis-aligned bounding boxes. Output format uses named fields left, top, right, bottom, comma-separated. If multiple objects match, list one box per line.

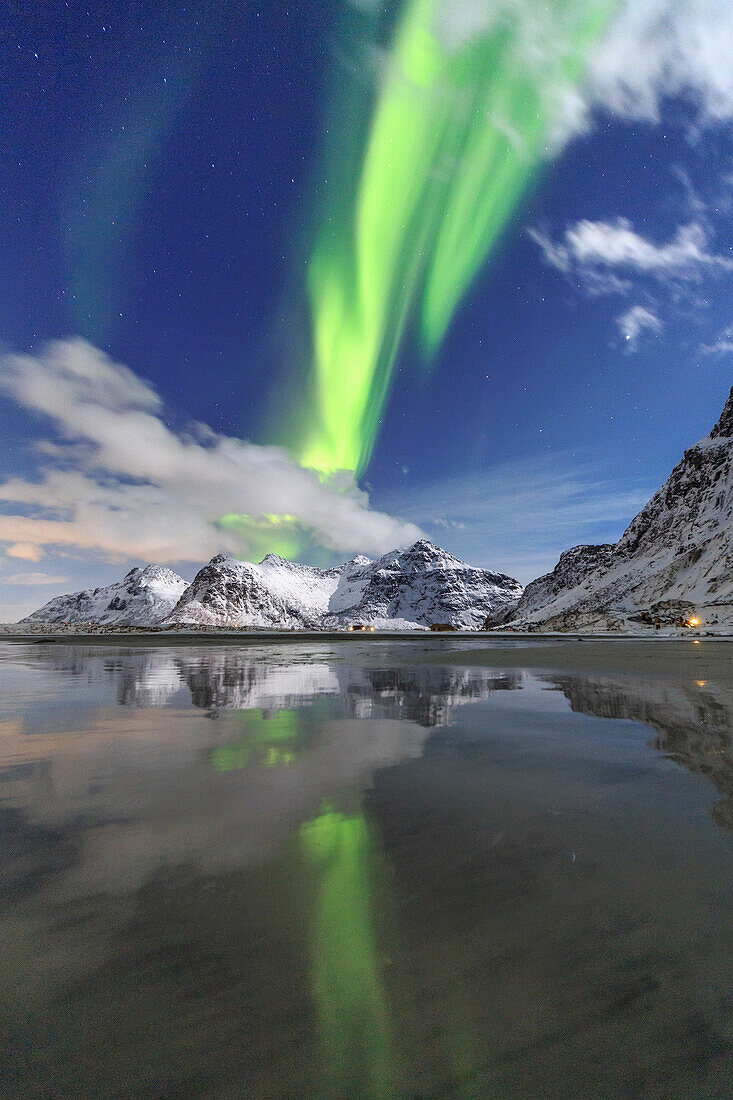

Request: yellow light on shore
left=688, top=617, right=700, bottom=627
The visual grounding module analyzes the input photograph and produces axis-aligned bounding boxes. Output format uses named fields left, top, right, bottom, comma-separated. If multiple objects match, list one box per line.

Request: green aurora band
left=296, top=0, right=617, bottom=476
left=207, top=708, right=495, bottom=1092
left=302, top=805, right=394, bottom=1097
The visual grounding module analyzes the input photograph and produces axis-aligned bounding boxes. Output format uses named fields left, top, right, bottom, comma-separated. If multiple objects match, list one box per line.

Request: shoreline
left=0, top=628, right=549, bottom=647
left=2, top=630, right=731, bottom=681
left=2, top=628, right=732, bottom=645
left=2, top=628, right=732, bottom=644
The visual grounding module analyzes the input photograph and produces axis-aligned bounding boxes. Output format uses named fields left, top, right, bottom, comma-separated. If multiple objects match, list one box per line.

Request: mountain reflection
left=549, top=673, right=733, bottom=830
left=19, top=645, right=522, bottom=726
left=3, top=645, right=733, bottom=846
left=7, top=649, right=733, bottom=827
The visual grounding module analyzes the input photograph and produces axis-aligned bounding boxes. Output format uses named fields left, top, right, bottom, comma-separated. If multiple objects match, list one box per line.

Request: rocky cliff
left=491, top=387, right=733, bottom=632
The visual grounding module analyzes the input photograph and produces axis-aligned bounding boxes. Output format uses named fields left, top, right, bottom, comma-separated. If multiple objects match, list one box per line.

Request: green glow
left=217, top=512, right=304, bottom=561
left=296, top=0, right=617, bottom=475
left=61, top=18, right=219, bottom=345
left=302, top=805, right=395, bottom=1097
left=209, top=708, right=302, bottom=770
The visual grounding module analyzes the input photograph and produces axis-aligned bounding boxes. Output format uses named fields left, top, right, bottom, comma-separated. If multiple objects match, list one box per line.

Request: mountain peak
left=344, top=554, right=372, bottom=568
left=408, top=538, right=442, bottom=553
left=710, top=385, right=733, bottom=440
left=397, top=539, right=464, bottom=567
left=22, top=564, right=188, bottom=626
left=24, top=541, right=523, bottom=631
left=136, top=564, right=185, bottom=584
left=258, top=553, right=297, bottom=568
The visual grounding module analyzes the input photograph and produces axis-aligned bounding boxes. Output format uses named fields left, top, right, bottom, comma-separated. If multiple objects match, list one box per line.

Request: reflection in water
left=0, top=642, right=731, bottom=1098
left=550, top=673, right=733, bottom=830
left=5, top=643, right=521, bottom=722
left=209, top=707, right=307, bottom=770
left=302, top=807, right=393, bottom=1099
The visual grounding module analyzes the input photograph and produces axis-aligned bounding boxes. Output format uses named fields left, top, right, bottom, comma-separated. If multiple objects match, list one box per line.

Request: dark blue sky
left=1, top=1, right=732, bottom=615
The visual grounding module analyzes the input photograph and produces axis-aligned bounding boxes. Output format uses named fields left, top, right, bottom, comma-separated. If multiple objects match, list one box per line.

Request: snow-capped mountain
left=322, top=540, right=522, bottom=629
left=492, top=386, right=733, bottom=631
left=168, top=540, right=522, bottom=629
left=164, top=552, right=343, bottom=629
left=23, top=540, right=522, bottom=630
left=21, top=565, right=188, bottom=627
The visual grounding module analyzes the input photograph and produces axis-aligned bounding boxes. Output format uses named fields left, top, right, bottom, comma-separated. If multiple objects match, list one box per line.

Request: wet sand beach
left=0, top=637, right=730, bottom=1097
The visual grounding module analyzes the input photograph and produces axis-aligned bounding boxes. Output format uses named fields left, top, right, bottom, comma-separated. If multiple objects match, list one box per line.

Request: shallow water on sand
left=0, top=639, right=731, bottom=1098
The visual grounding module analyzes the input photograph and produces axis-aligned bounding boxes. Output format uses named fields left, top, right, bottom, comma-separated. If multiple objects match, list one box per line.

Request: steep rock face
left=485, top=544, right=615, bottom=628
left=503, top=386, right=733, bottom=630
left=167, top=540, right=523, bottom=630
left=21, top=565, right=188, bottom=626
left=710, top=386, right=733, bottom=440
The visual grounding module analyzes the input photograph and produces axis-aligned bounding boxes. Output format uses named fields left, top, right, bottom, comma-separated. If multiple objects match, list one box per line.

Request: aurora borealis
left=3, top=0, right=733, bottom=1090
left=296, top=0, right=617, bottom=476
left=2, top=0, right=733, bottom=606
left=302, top=805, right=394, bottom=1096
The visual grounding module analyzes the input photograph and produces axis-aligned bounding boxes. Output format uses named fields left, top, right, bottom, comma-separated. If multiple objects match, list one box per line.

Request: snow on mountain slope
left=495, top=386, right=733, bottom=632
left=323, top=540, right=523, bottom=629
left=328, top=556, right=373, bottom=613
left=23, top=541, right=522, bottom=631
left=164, top=553, right=340, bottom=628
left=166, top=540, right=522, bottom=629
left=21, top=565, right=188, bottom=626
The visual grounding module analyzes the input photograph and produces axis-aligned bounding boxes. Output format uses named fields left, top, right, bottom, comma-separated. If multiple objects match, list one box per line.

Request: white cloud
left=530, top=219, right=733, bottom=281
left=0, top=573, right=71, bottom=587
left=617, top=305, right=662, bottom=349
left=434, top=1, right=733, bottom=139
left=380, top=454, right=650, bottom=584
left=6, top=543, right=45, bottom=562
left=0, top=339, right=422, bottom=565
left=702, top=340, right=733, bottom=355
left=586, top=0, right=733, bottom=128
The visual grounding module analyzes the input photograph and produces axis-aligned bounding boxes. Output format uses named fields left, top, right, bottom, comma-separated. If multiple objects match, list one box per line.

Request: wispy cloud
left=380, top=454, right=651, bottom=584
left=0, top=573, right=70, bottom=587
left=617, top=305, right=662, bottom=350
left=702, top=341, right=733, bottom=356
left=530, top=220, right=733, bottom=283
left=530, top=217, right=732, bottom=351
left=0, top=339, right=422, bottom=565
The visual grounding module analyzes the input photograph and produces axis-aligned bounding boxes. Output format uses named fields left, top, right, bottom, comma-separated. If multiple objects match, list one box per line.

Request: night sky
left=1, top=0, right=732, bottom=617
